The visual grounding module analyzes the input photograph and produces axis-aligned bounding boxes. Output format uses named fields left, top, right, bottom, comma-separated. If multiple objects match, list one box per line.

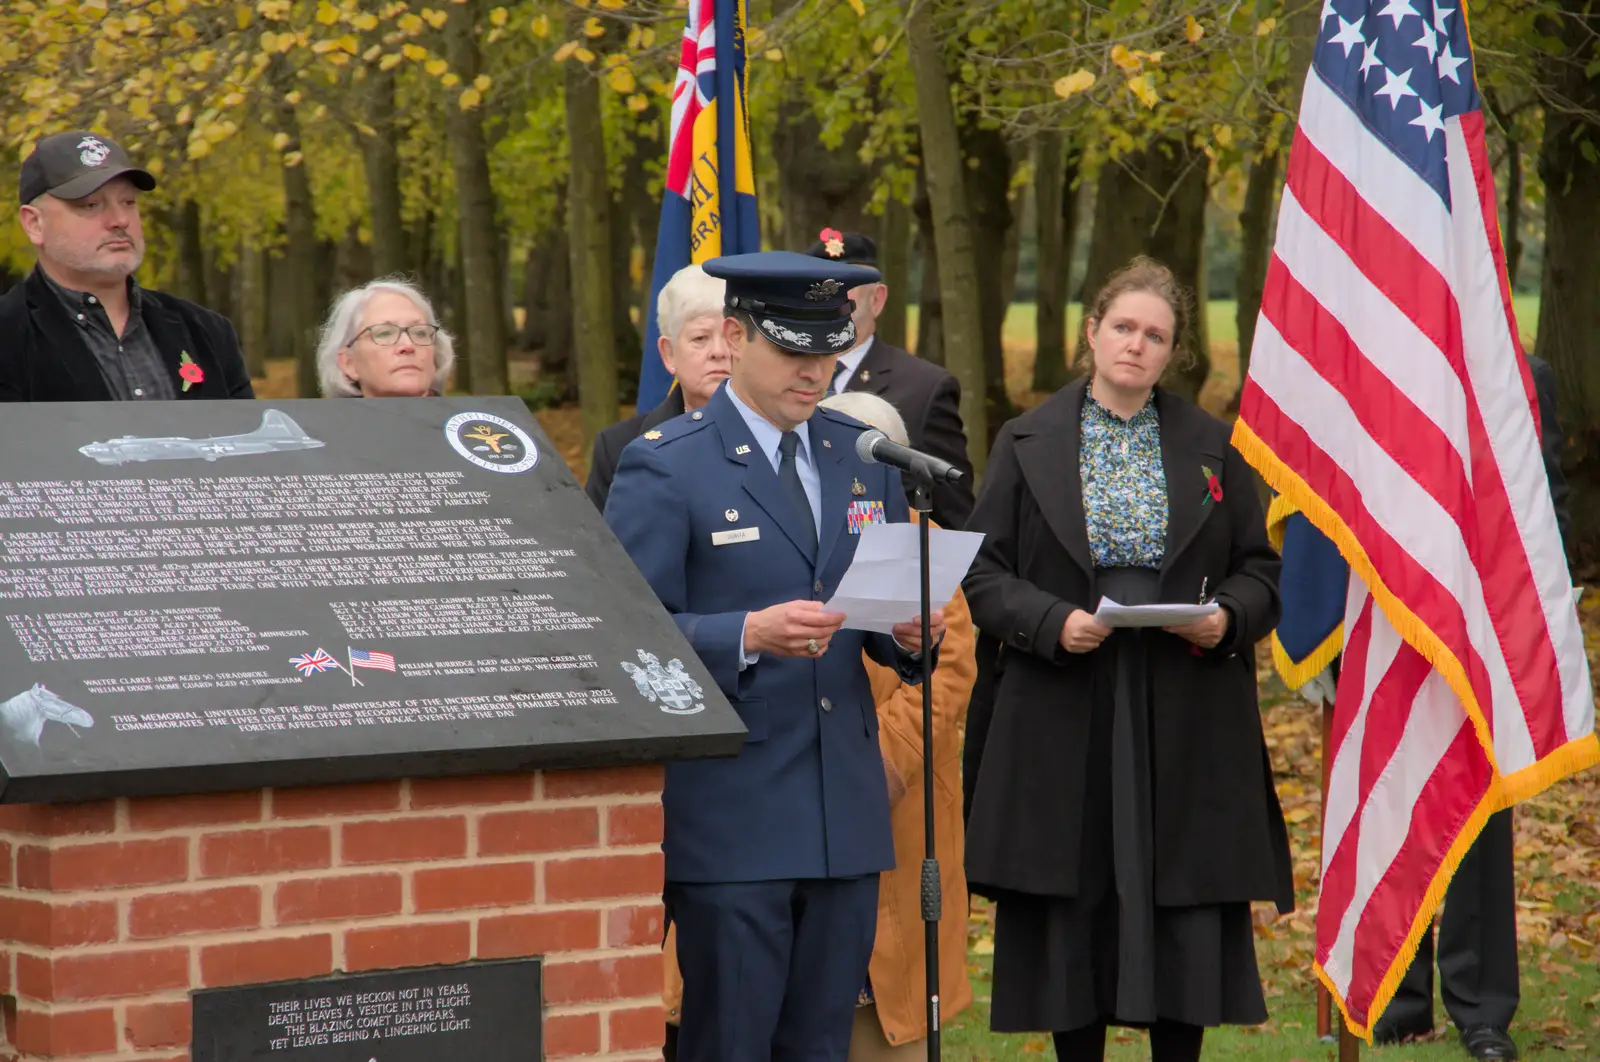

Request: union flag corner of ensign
left=1232, top=0, right=1599, bottom=1039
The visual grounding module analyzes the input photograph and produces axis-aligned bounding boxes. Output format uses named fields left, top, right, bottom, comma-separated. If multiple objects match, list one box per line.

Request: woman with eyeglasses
left=316, top=278, right=456, bottom=397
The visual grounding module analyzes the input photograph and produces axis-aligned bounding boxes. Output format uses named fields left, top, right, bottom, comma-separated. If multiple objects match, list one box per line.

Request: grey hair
left=656, top=264, right=726, bottom=343
left=819, top=391, right=909, bottom=447
left=316, top=277, right=456, bottom=397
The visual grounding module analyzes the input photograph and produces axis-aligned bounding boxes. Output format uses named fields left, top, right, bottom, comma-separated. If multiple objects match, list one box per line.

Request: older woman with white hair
left=316, top=278, right=455, bottom=398
left=585, top=263, right=729, bottom=510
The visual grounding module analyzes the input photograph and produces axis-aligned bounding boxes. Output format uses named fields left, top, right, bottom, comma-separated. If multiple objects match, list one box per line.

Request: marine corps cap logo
left=77, top=136, right=111, bottom=167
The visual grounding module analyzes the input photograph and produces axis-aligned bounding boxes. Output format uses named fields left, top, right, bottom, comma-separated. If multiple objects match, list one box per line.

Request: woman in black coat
left=961, top=257, right=1294, bottom=1062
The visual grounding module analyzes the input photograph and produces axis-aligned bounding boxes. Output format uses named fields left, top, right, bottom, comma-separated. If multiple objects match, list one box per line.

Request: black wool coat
left=961, top=379, right=1295, bottom=913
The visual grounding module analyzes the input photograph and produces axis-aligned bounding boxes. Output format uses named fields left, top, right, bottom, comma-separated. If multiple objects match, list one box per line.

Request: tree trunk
left=272, top=83, right=322, bottom=399
left=444, top=0, right=508, bottom=395
left=911, top=166, right=944, bottom=366
left=877, top=195, right=911, bottom=351
left=1233, top=141, right=1282, bottom=394
left=362, top=63, right=407, bottom=277
left=901, top=6, right=989, bottom=472
left=774, top=104, right=874, bottom=252
left=965, top=122, right=1018, bottom=435
left=174, top=199, right=207, bottom=306
left=565, top=56, right=618, bottom=449
left=1485, top=93, right=1525, bottom=289
left=1536, top=2, right=1600, bottom=568
left=238, top=242, right=268, bottom=378
left=1033, top=133, right=1081, bottom=394
left=1078, top=138, right=1211, bottom=403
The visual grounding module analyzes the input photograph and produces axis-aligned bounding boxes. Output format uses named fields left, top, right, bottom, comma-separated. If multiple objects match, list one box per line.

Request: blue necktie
left=777, top=431, right=817, bottom=553
left=827, top=361, right=848, bottom=396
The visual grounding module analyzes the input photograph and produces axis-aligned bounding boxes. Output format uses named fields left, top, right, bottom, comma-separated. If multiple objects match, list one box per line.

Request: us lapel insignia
left=851, top=478, right=866, bottom=497
left=735, top=444, right=751, bottom=455
left=725, top=508, right=739, bottom=522
left=859, top=369, right=870, bottom=383
left=643, top=430, right=663, bottom=440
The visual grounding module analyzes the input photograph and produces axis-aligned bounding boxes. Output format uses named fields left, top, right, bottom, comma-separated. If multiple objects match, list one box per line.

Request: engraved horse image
left=0, top=684, right=94, bottom=747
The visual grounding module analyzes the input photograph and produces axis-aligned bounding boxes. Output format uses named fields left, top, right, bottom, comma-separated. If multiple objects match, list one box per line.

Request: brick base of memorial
left=0, top=767, right=667, bottom=1062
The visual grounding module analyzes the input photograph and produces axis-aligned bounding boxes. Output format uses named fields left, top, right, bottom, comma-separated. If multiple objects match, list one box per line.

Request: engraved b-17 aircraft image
left=79, top=409, right=326, bottom=465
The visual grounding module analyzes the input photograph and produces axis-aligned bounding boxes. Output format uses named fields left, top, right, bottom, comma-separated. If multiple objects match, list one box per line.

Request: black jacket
left=585, top=388, right=686, bottom=511
left=0, top=267, right=253, bottom=402
left=960, top=380, right=1294, bottom=911
left=1527, top=353, right=1571, bottom=548
left=845, top=340, right=974, bottom=530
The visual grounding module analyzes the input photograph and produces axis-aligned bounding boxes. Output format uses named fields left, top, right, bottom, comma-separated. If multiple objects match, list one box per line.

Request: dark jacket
left=0, top=267, right=253, bottom=402
left=960, top=379, right=1294, bottom=912
left=1527, top=353, right=1571, bottom=549
left=585, top=388, right=686, bottom=511
left=846, top=340, right=974, bottom=530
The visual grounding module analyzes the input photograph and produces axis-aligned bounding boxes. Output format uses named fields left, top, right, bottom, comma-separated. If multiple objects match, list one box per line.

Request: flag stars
left=1412, top=22, right=1439, bottom=61
left=1437, top=42, right=1468, bottom=84
left=1330, top=16, right=1366, bottom=57
left=1433, top=4, right=1455, bottom=33
left=1409, top=99, right=1445, bottom=142
left=1321, top=0, right=1339, bottom=27
left=1377, top=0, right=1418, bottom=29
left=1374, top=64, right=1418, bottom=109
left=1360, top=39, right=1385, bottom=79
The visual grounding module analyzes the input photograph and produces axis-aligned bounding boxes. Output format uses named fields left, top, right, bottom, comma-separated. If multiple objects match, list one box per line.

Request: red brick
left=606, top=903, right=667, bottom=949
left=610, top=1005, right=668, bottom=1052
left=16, top=838, right=188, bottom=891
left=606, top=802, right=664, bottom=846
left=275, top=873, right=402, bottom=924
left=477, top=910, right=601, bottom=959
left=271, top=781, right=401, bottom=819
left=0, top=896, right=117, bottom=947
left=127, top=791, right=264, bottom=831
left=543, top=953, right=661, bottom=1005
left=340, top=816, right=465, bottom=864
left=541, top=764, right=663, bottom=799
left=0, top=839, right=11, bottom=886
left=129, top=885, right=261, bottom=939
left=345, top=922, right=470, bottom=971
left=478, top=807, right=598, bottom=856
left=124, top=1001, right=191, bottom=1049
left=0, top=802, right=116, bottom=838
left=544, top=852, right=663, bottom=903
left=13, top=1005, right=117, bottom=1055
left=409, top=773, right=534, bottom=808
left=543, top=1012, right=601, bottom=1058
left=414, top=862, right=534, bottom=912
left=200, top=827, right=330, bottom=878
left=200, top=935, right=333, bottom=988
left=19, top=948, right=189, bottom=1002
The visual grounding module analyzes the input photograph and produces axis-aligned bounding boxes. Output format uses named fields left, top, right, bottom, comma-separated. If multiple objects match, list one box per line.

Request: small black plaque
left=192, top=959, right=539, bottom=1061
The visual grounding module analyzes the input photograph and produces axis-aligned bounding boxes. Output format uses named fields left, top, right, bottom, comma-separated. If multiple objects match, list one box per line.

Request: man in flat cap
left=806, top=227, right=973, bottom=530
left=0, top=130, right=252, bottom=402
left=604, top=249, right=944, bottom=1062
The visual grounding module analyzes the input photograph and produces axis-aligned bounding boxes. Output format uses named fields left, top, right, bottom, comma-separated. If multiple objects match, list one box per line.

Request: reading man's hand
left=891, top=608, right=946, bottom=654
left=744, top=600, right=848, bottom=658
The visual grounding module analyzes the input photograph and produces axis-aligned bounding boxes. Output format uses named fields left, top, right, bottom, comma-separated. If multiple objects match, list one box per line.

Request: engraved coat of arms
left=621, top=650, right=705, bottom=715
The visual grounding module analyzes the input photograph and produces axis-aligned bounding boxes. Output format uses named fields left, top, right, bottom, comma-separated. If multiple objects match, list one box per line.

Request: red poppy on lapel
left=1201, top=464, right=1222, bottom=504
left=178, top=350, right=204, bottom=392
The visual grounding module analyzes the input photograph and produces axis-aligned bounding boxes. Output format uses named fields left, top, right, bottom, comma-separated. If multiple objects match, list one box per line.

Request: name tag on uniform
left=712, top=527, right=761, bottom=546
left=846, top=500, right=886, bottom=535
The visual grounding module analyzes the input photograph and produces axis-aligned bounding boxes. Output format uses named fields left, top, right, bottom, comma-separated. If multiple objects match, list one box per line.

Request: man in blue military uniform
left=604, top=250, right=945, bottom=1062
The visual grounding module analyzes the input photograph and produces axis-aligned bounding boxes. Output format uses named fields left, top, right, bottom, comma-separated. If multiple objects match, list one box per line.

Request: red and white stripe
left=1237, top=69, right=1595, bottom=1033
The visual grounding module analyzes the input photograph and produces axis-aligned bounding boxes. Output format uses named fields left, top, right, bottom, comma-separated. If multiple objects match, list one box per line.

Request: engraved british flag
left=288, top=649, right=336, bottom=677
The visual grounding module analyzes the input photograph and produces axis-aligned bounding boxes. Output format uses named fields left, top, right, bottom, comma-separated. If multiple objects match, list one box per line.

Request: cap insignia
left=760, top=318, right=815, bottom=348
left=806, top=278, right=843, bottom=302
left=77, top=136, right=110, bottom=167
left=826, top=320, right=856, bottom=349
left=819, top=227, right=845, bottom=258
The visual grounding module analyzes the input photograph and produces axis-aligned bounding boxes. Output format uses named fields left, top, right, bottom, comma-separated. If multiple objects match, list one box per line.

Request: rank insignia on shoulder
left=851, top=478, right=866, bottom=497
left=643, top=430, right=663, bottom=440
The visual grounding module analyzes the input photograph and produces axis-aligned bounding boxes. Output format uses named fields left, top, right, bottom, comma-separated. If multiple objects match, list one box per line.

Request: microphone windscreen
left=855, top=429, right=886, bottom=464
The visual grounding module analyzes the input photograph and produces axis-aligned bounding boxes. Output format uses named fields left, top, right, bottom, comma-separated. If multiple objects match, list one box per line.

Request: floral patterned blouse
left=1080, top=392, right=1168, bottom=569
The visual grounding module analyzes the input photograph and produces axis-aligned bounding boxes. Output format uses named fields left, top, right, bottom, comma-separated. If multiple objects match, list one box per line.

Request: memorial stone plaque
left=191, top=958, right=539, bottom=1061
left=0, top=397, right=744, bottom=802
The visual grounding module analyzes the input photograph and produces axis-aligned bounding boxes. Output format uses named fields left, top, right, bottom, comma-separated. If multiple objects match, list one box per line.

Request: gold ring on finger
left=807, top=638, right=821, bottom=655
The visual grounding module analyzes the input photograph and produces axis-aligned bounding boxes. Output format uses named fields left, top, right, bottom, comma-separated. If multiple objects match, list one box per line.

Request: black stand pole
left=909, top=470, right=940, bottom=1062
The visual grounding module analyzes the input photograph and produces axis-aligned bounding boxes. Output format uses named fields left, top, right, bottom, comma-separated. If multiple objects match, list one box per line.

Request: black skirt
left=988, top=566, right=1268, bottom=1034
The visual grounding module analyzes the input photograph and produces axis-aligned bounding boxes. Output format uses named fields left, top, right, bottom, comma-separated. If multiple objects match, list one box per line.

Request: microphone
left=854, top=429, right=964, bottom=484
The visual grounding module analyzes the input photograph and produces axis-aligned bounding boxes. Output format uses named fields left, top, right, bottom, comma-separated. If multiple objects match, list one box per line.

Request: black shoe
left=1373, top=1018, right=1433, bottom=1045
left=1459, top=1025, right=1519, bottom=1060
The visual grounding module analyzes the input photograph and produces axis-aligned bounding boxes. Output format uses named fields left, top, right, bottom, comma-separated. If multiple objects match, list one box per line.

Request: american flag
left=1234, top=0, right=1598, bottom=1037
left=288, top=649, right=336, bottom=677
left=347, top=648, right=396, bottom=673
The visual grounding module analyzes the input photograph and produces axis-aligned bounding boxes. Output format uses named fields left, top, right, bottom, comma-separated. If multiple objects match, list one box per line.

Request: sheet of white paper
left=823, top=523, right=986, bottom=634
left=1092, top=597, right=1220, bottom=628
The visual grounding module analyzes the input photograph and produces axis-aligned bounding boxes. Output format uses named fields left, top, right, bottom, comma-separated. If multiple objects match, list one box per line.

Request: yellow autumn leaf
left=175, top=104, right=193, bottom=125
left=489, top=6, right=509, bottom=26
left=423, top=9, right=450, bottom=29
left=129, top=97, right=151, bottom=119
left=531, top=13, right=550, bottom=37
left=236, top=5, right=253, bottom=29
left=458, top=87, right=481, bottom=110
left=362, top=43, right=382, bottom=61
left=1053, top=69, right=1096, bottom=98
left=397, top=13, right=423, bottom=33
left=552, top=40, right=579, bottom=61
left=872, top=34, right=887, bottom=53
left=598, top=0, right=624, bottom=7
left=764, top=47, right=783, bottom=61
left=627, top=93, right=649, bottom=112
left=1126, top=73, right=1158, bottom=108
left=424, top=58, right=449, bottom=76
left=1185, top=15, right=1203, bottom=43
left=574, top=46, right=596, bottom=62
left=583, top=16, right=605, bottom=37
left=271, top=130, right=293, bottom=152
left=473, top=74, right=492, bottom=92
left=608, top=67, right=636, bottom=92
left=1256, top=17, right=1277, bottom=36
left=846, top=0, right=865, bottom=14
left=352, top=12, right=378, bottom=30
left=259, top=30, right=279, bottom=52
left=285, top=89, right=303, bottom=105
left=1214, top=123, right=1234, bottom=148
left=379, top=52, right=403, bottom=70
left=314, top=1, right=338, bottom=25
left=284, top=150, right=304, bottom=168
left=1112, top=44, right=1144, bottom=72
left=187, top=137, right=213, bottom=160
left=402, top=43, right=428, bottom=60
left=189, top=49, right=215, bottom=72
left=639, top=26, right=655, bottom=47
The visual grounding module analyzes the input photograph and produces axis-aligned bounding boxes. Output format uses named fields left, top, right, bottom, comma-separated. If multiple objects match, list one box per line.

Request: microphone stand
left=906, top=460, right=941, bottom=1062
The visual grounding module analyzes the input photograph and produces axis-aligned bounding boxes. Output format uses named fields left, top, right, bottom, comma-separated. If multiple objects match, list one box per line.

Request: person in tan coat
left=659, top=391, right=976, bottom=1061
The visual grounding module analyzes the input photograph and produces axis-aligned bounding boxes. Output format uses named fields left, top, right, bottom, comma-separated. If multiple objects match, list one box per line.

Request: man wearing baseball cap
left=0, top=130, right=252, bottom=402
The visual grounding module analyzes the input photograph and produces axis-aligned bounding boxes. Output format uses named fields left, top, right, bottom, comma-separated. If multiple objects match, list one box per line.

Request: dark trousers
left=1383, top=808, right=1519, bottom=1032
left=666, top=875, right=879, bottom=1062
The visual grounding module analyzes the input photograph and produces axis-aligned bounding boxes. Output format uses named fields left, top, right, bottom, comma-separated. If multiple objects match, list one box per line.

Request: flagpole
left=1317, top=665, right=1359, bottom=1061
left=343, top=647, right=364, bottom=687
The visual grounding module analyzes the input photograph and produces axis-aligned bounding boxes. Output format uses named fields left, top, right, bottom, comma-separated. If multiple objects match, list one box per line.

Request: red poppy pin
left=1202, top=464, right=1222, bottom=504
left=178, top=350, right=204, bottom=392
left=819, top=226, right=845, bottom=258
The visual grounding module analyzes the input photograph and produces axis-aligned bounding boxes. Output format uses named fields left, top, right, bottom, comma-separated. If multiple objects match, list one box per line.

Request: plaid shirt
left=39, top=269, right=175, bottom=401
